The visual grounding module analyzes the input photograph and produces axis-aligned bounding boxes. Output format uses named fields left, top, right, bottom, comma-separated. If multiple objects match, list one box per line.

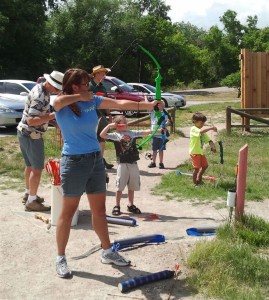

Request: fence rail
left=127, top=107, right=176, bottom=133
left=226, top=106, right=269, bottom=134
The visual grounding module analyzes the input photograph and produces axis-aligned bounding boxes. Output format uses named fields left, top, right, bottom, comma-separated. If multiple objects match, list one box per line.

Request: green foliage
left=221, top=71, right=241, bottom=88
left=0, top=0, right=268, bottom=86
left=187, top=215, right=269, bottom=299
left=187, top=80, right=203, bottom=89
left=0, top=0, right=48, bottom=79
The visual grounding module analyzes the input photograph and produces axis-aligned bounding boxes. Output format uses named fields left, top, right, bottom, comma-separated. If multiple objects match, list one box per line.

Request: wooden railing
left=226, top=106, right=269, bottom=134
left=127, top=107, right=176, bottom=133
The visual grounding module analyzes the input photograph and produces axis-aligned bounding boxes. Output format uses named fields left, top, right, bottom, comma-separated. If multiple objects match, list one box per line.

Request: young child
left=100, top=114, right=165, bottom=215
left=147, top=100, right=171, bottom=169
left=189, top=112, right=217, bottom=185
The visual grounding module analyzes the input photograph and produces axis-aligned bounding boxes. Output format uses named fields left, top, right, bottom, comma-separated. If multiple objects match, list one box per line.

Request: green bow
left=136, top=45, right=163, bottom=150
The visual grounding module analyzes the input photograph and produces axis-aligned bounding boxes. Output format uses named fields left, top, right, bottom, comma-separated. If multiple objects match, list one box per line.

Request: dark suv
left=102, top=76, right=152, bottom=117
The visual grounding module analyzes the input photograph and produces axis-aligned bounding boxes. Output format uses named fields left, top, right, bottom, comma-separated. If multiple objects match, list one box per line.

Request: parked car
left=127, top=83, right=186, bottom=108
left=0, top=80, right=37, bottom=102
left=102, top=76, right=153, bottom=117
left=0, top=95, right=25, bottom=128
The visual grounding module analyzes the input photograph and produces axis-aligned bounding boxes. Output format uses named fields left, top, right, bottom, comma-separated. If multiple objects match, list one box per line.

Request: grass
left=152, top=101, right=269, bottom=204
left=0, top=127, right=62, bottom=191
left=187, top=215, right=269, bottom=299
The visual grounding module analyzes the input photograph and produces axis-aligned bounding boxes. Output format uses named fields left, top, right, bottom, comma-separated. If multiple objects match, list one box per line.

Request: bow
left=136, top=45, right=167, bottom=150
left=218, top=140, right=224, bottom=164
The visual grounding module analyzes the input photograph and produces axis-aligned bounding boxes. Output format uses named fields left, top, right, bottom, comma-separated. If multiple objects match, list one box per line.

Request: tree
left=0, top=0, right=48, bottom=79
left=221, top=71, right=241, bottom=97
left=128, top=0, right=171, bottom=20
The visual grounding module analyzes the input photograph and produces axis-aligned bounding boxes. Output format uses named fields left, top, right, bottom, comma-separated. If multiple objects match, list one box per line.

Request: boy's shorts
left=60, top=152, right=106, bottom=197
left=116, top=163, right=140, bottom=191
left=190, top=154, right=208, bottom=169
left=152, top=136, right=166, bottom=151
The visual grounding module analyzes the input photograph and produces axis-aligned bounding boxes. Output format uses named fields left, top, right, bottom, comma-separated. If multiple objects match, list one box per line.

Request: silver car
left=0, top=95, right=25, bottom=128
left=0, top=79, right=37, bottom=102
left=128, top=83, right=186, bottom=108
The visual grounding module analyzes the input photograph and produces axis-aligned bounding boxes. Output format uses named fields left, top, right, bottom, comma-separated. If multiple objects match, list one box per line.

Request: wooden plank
left=251, top=51, right=257, bottom=109
left=265, top=52, right=269, bottom=107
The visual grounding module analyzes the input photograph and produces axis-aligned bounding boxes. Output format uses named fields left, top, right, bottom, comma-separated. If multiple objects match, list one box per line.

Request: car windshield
left=112, top=78, right=137, bottom=92
left=22, top=82, right=36, bottom=91
left=143, top=84, right=156, bottom=93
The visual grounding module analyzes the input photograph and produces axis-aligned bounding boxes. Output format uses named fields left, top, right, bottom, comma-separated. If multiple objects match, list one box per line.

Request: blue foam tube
left=112, top=234, right=165, bottom=250
left=106, top=216, right=136, bottom=226
left=118, top=270, right=174, bottom=293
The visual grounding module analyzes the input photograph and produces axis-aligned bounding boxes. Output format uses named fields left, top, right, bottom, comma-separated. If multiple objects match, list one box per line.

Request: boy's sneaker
left=148, top=162, right=156, bottom=168
left=101, top=250, right=130, bottom=266
left=56, top=257, right=72, bottom=278
left=159, top=163, right=165, bottom=169
left=22, top=194, right=44, bottom=204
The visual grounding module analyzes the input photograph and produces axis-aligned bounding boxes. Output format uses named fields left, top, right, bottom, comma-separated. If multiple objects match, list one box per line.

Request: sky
left=165, top=0, right=269, bottom=30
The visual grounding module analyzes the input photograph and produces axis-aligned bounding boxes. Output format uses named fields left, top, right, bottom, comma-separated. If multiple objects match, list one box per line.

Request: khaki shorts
left=116, top=163, right=140, bottom=191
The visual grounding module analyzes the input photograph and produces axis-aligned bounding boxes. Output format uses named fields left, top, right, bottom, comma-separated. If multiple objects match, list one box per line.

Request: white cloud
left=165, top=0, right=269, bottom=29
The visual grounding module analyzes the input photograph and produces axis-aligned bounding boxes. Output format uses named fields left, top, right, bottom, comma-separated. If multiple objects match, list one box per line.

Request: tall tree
left=128, top=0, right=170, bottom=20
left=0, top=0, right=49, bottom=79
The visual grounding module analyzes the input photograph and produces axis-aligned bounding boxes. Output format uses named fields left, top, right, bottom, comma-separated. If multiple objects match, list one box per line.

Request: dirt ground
left=1, top=126, right=269, bottom=300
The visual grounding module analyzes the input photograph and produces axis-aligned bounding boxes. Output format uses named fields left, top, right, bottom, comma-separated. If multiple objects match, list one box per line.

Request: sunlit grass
left=187, top=215, right=269, bottom=299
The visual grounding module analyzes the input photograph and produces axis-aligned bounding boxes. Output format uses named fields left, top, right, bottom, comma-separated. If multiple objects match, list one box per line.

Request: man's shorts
left=60, top=152, right=106, bottom=197
left=18, top=130, right=44, bottom=169
left=152, top=136, right=166, bottom=151
left=116, top=163, right=140, bottom=191
left=190, top=154, right=208, bottom=169
left=97, top=115, right=109, bottom=143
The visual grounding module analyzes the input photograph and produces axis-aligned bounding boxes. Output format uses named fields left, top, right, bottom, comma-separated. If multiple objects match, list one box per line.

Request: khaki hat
left=90, top=65, right=111, bottom=76
left=43, top=70, right=64, bottom=90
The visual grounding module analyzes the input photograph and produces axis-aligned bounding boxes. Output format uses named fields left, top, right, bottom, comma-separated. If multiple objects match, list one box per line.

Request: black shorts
left=152, top=136, right=166, bottom=151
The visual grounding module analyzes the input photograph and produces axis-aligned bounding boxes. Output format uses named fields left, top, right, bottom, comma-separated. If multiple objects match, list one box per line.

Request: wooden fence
left=232, top=49, right=269, bottom=132
left=226, top=106, right=269, bottom=134
left=127, top=107, right=176, bottom=133
left=241, top=49, right=269, bottom=111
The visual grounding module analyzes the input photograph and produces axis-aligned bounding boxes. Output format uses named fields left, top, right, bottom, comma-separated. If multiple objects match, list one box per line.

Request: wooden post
left=171, top=107, right=176, bottom=133
left=226, top=106, right=231, bottom=134
left=235, top=144, right=248, bottom=220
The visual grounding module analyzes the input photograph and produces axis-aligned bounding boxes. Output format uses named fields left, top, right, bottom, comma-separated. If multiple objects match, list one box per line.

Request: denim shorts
left=60, top=152, right=106, bottom=197
left=17, top=130, right=44, bottom=169
left=152, top=136, right=166, bottom=151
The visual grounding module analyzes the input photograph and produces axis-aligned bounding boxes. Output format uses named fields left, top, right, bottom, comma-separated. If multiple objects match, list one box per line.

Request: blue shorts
left=18, top=130, right=44, bottom=169
left=60, top=152, right=106, bottom=197
left=152, top=136, right=166, bottom=151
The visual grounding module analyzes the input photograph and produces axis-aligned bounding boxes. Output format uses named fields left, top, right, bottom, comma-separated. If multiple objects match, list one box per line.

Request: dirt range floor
left=1, top=127, right=269, bottom=300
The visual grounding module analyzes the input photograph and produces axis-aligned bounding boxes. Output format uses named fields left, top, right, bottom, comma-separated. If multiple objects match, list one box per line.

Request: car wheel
left=124, top=110, right=137, bottom=118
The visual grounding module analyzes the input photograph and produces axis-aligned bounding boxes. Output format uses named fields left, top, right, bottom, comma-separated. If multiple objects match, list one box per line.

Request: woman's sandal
left=127, top=205, right=141, bottom=214
left=112, top=205, right=121, bottom=216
